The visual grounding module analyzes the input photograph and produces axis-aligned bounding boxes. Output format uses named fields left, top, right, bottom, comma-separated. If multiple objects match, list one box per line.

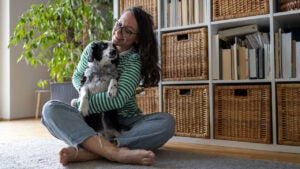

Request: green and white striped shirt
left=72, top=41, right=142, bottom=117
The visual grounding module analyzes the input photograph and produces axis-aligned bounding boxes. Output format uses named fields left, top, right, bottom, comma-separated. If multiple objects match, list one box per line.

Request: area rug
left=0, top=138, right=299, bottom=169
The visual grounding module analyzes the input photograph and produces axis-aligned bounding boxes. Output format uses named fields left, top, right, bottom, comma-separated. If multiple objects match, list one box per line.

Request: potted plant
left=8, top=0, right=113, bottom=103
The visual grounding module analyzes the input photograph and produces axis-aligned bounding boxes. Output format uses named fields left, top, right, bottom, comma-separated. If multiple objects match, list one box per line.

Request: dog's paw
left=78, top=102, right=89, bottom=117
left=107, top=79, right=118, bottom=99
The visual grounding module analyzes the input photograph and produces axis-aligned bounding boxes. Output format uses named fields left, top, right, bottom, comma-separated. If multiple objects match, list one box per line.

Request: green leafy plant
left=8, top=0, right=113, bottom=88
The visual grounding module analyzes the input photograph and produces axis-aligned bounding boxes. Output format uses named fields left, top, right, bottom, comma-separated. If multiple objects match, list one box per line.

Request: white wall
left=0, top=0, right=10, bottom=119
left=0, top=0, right=49, bottom=119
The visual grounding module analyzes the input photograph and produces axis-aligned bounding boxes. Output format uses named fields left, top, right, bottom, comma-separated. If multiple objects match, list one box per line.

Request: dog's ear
left=87, top=43, right=97, bottom=62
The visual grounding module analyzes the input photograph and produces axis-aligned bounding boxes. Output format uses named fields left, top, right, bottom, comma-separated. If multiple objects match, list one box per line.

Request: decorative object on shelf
left=163, top=85, right=210, bottom=138
left=214, top=84, right=272, bottom=144
left=8, top=0, right=113, bottom=88
left=136, top=87, right=159, bottom=114
left=119, top=0, right=158, bottom=29
left=212, top=0, right=269, bottom=21
left=279, top=0, right=300, bottom=11
left=277, top=83, right=300, bottom=146
left=161, top=28, right=208, bottom=81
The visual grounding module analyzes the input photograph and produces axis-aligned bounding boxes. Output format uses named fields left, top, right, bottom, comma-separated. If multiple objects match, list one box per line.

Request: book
left=238, top=46, right=248, bottom=80
left=182, top=0, right=188, bottom=26
left=275, top=32, right=280, bottom=78
left=292, top=40, right=296, bottom=78
left=177, top=0, right=182, bottom=26
left=222, top=49, right=232, bottom=80
left=188, top=0, right=194, bottom=25
left=212, top=34, right=220, bottom=80
left=231, top=39, right=238, bottom=80
left=258, top=48, right=264, bottom=79
left=296, top=41, right=300, bottom=78
left=213, top=34, right=230, bottom=80
left=249, top=49, right=257, bottom=79
left=264, top=43, right=270, bottom=79
left=281, top=32, right=292, bottom=79
left=218, top=24, right=259, bottom=38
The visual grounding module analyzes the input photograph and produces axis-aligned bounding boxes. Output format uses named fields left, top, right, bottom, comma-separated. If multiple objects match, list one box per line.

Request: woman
left=41, top=7, right=175, bottom=166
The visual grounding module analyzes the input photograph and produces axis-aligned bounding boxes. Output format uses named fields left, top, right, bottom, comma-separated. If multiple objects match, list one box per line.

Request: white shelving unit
left=114, top=0, right=300, bottom=153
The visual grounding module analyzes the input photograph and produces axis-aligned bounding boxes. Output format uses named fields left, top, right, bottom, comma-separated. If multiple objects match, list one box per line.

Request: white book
left=296, top=41, right=300, bottom=78
left=170, top=0, right=178, bottom=27
left=212, top=34, right=220, bottom=80
left=181, top=0, right=188, bottom=26
left=194, top=0, right=200, bottom=24
left=281, top=32, right=292, bottom=79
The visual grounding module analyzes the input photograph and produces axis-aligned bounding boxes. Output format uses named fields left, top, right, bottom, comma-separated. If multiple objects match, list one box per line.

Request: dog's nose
left=110, top=49, right=117, bottom=55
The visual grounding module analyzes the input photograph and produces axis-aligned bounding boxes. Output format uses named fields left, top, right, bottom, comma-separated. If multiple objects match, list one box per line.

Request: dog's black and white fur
left=77, top=40, right=121, bottom=140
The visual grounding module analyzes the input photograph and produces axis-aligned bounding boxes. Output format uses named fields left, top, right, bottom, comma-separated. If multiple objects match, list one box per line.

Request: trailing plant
left=8, top=0, right=113, bottom=88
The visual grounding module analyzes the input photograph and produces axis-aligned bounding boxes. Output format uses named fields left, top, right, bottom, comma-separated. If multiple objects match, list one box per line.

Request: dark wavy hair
left=123, top=7, right=160, bottom=87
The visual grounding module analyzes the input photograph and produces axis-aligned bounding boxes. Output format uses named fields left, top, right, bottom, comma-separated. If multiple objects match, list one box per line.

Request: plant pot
left=50, top=82, right=79, bottom=105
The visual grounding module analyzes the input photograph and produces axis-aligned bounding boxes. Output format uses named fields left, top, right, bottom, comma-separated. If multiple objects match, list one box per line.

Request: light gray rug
left=0, top=138, right=299, bottom=169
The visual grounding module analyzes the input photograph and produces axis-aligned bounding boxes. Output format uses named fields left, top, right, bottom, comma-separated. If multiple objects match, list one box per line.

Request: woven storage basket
left=163, top=85, right=210, bottom=138
left=279, top=0, right=300, bottom=11
left=277, top=83, right=300, bottom=146
left=119, top=0, right=157, bottom=29
left=136, top=87, right=159, bottom=115
left=214, top=85, right=272, bottom=143
left=212, top=0, right=270, bottom=21
left=161, top=28, right=208, bottom=81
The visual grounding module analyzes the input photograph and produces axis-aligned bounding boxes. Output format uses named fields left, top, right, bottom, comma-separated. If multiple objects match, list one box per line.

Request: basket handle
left=179, top=89, right=191, bottom=96
left=234, top=89, right=248, bottom=96
left=177, top=34, right=189, bottom=41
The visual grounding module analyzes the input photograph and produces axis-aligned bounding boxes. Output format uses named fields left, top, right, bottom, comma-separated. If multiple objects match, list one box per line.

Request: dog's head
left=87, top=41, right=119, bottom=66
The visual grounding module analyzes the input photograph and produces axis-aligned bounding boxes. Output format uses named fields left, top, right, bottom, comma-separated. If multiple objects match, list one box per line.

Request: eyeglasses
left=113, top=19, right=139, bottom=38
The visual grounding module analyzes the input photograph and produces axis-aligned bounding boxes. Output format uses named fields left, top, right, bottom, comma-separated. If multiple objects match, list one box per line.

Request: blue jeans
left=41, top=100, right=175, bottom=150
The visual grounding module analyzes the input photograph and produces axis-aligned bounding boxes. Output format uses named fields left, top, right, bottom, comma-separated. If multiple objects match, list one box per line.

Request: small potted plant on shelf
left=8, top=0, right=113, bottom=103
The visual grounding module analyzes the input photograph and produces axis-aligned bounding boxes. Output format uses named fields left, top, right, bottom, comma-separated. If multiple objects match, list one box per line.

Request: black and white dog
left=76, top=40, right=121, bottom=140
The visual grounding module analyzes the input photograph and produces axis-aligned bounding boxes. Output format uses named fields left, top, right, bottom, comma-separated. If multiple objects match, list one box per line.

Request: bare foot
left=59, top=147, right=77, bottom=166
left=111, top=147, right=155, bottom=165
left=59, top=147, right=100, bottom=166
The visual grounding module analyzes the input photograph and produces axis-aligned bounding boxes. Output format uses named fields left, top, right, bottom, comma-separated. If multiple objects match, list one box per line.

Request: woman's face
left=112, top=11, right=139, bottom=53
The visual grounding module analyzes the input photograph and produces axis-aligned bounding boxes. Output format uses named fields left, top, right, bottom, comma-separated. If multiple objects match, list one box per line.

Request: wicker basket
left=279, top=0, right=300, bottom=11
left=161, top=28, right=208, bottom=81
left=163, top=85, right=210, bottom=138
left=119, top=0, right=158, bottom=29
left=212, top=0, right=270, bottom=21
left=136, top=87, right=159, bottom=115
left=277, top=83, right=300, bottom=146
left=214, top=85, right=272, bottom=143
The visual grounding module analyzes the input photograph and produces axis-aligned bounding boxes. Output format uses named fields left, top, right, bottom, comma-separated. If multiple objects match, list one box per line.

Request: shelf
left=114, top=0, right=300, bottom=153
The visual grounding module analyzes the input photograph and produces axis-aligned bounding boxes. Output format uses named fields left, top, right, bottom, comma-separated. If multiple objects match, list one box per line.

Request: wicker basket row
left=119, top=0, right=158, bottom=28
left=214, top=85, right=272, bottom=144
left=136, top=87, right=159, bottom=114
left=277, top=83, right=300, bottom=146
left=136, top=83, right=300, bottom=145
left=212, top=0, right=270, bottom=21
left=279, top=0, right=300, bottom=11
left=161, top=28, right=208, bottom=81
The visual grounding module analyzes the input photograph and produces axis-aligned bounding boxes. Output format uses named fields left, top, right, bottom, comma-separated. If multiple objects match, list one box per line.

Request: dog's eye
left=100, top=43, right=108, bottom=49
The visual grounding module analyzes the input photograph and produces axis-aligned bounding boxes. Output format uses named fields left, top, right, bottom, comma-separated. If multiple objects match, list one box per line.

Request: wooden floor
left=1, top=118, right=300, bottom=164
